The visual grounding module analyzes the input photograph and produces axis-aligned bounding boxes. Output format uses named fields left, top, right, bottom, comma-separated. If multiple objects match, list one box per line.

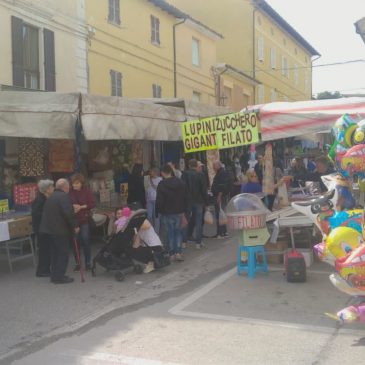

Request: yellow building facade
left=0, top=0, right=88, bottom=92
left=169, top=0, right=257, bottom=110
left=85, top=0, right=221, bottom=104
left=168, top=0, right=319, bottom=106
left=254, top=1, right=319, bottom=103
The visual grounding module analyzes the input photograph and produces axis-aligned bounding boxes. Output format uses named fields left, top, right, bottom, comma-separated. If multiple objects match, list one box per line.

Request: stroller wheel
left=115, top=271, right=125, bottom=282
left=134, top=265, right=144, bottom=274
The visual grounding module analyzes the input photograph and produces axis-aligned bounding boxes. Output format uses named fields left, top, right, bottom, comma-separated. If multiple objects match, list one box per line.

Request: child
left=114, top=207, right=131, bottom=233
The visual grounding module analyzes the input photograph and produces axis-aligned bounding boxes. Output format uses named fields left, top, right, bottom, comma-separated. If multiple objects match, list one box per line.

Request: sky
left=266, top=0, right=365, bottom=96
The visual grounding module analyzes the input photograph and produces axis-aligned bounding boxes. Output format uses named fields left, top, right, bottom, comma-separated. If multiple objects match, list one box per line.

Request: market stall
left=0, top=91, right=79, bottom=271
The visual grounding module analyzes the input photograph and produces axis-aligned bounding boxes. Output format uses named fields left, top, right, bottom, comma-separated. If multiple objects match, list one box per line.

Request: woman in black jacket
left=31, top=179, right=54, bottom=277
left=127, top=164, right=146, bottom=208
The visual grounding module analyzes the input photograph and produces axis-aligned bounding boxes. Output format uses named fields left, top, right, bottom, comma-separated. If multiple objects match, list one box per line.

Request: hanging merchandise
left=18, top=138, right=46, bottom=177
left=262, top=143, right=274, bottom=195
left=48, top=140, right=75, bottom=173
left=112, top=141, right=132, bottom=169
left=132, top=141, right=143, bottom=164
left=13, top=183, right=38, bottom=205
left=88, top=141, right=113, bottom=171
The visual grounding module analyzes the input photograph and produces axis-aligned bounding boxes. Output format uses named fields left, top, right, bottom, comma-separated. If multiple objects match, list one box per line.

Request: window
left=294, top=63, right=299, bottom=85
left=270, top=27, right=274, bottom=36
left=223, top=86, right=232, bottom=106
left=270, top=88, right=276, bottom=102
left=257, top=36, right=264, bottom=61
left=294, top=47, right=298, bottom=55
left=151, top=15, right=160, bottom=45
left=11, top=16, right=55, bottom=91
left=110, top=70, right=122, bottom=96
left=192, top=91, right=201, bottom=102
left=283, top=38, right=286, bottom=45
left=270, top=47, right=276, bottom=69
left=108, top=0, right=120, bottom=25
left=192, top=38, right=200, bottom=66
left=257, top=85, right=264, bottom=104
left=305, top=71, right=309, bottom=93
left=23, top=24, right=39, bottom=89
left=257, top=16, right=261, bottom=25
left=152, top=84, right=162, bottom=98
left=281, top=56, right=288, bottom=77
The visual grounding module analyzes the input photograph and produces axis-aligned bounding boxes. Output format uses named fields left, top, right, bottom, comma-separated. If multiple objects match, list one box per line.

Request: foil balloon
left=332, top=114, right=357, bottom=148
left=325, top=304, right=365, bottom=324
left=335, top=244, right=365, bottom=290
left=314, top=227, right=363, bottom=265
left=329, top=273, right=365, bottom=297
left=291, top=189, right=362, bottom=235
left=341, top=144, right=365, bottom=179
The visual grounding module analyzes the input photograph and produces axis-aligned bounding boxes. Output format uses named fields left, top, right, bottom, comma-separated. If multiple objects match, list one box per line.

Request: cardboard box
left=265, top=240, right=288, bottom=265
left=7, top=216, right=33, bottom=239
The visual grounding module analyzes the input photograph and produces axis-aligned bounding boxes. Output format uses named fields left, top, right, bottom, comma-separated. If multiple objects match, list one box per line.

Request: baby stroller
left=91, top=209, right=147, bottom=281
left=92, top=209, right=170, bottom=281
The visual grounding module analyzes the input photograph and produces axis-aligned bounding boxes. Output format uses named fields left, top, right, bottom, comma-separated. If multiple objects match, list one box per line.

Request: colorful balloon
left=325, top=304, right=365, bottom=324
left=336, top=244, right=365, bottom=290
left=329, top=273, right=365, bottom=297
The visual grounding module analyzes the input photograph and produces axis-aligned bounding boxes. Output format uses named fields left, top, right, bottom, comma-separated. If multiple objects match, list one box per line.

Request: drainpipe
left=252, top=7, right=257, bottom=104
left=173, top=18, right=187, bottom=98
left=311, top=55, right=321, bottom=99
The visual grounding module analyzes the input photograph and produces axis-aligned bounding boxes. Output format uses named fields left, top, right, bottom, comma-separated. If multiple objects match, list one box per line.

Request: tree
left=316, top=91, right=343, bottom=100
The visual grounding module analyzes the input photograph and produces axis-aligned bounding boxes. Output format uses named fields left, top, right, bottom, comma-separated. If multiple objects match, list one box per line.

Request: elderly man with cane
left=40, top=179, right=79, bottom=284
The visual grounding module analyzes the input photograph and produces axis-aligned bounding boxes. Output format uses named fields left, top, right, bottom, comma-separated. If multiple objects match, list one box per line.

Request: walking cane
left=73, top=238, right=85, bottom=283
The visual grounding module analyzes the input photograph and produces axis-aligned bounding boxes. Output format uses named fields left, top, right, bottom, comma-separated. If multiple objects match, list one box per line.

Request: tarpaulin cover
left=81, top=94, right=186, bottom=141
left=0, top=92, right=79, bottom=139
left=249, top=97, right=365, bottom=141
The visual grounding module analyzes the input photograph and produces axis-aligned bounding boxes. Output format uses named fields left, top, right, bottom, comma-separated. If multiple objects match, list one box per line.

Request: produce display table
left=0, top=235, right=35, bottom=272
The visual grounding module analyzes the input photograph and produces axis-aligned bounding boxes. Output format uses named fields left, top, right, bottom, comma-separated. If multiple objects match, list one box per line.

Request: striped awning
left=248, top=97, right=365, bottom=141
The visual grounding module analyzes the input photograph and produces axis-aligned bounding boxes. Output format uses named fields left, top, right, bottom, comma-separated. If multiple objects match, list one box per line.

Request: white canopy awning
left=81, top=94, right=186, bottom=141
left=247, top=97, right=365, bottom=141
left=0, top=91, right=79, bottom=139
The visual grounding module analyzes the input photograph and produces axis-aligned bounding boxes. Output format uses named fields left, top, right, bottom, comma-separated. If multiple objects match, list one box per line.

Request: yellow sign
left=120, top=183, right=128, bottom=198
left=181, top=111, right=260, bottom=153
left=0, top=199, right=9, bottom=213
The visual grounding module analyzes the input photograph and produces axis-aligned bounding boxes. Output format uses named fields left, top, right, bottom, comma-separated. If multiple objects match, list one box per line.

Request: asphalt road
left=1, top=235, right=364, bottom=365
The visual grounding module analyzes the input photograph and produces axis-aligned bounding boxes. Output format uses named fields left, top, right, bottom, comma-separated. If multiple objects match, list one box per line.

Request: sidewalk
left=0, top=231, right=233, bottom=362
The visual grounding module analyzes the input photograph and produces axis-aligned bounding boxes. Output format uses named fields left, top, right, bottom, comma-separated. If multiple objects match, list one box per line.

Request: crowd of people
left=30, top=158, right=232, bottom=284
left=31, top=153, right=335, bottom=284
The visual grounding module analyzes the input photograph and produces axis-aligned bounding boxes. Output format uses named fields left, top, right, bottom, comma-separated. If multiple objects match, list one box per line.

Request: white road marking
left=169, top=267, right=364, bottom=336
left=197, top=252, right=214, bottom=262
left=62, top=350, right=182, bottom=365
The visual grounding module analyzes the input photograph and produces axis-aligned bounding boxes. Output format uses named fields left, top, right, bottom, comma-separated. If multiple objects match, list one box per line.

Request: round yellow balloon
left=325, top=227, right=363, bottom=259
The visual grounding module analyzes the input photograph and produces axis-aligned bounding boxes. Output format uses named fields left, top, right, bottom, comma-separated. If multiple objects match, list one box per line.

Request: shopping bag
left=204, top=208, right=214, bottom=225
left=219, top=207, right=227, bottom=225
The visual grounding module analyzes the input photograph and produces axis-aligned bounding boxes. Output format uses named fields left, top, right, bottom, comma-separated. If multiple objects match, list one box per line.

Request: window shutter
left=156, top=18, right=160, bottom=44
left=115, top=0, right=120, bottom=24
left=44, top=28, right=56, bottom=91
left=110, top=70, right=115, bottom=96
left=108, top=0, right=114, bottom=22
left=11, top=16, right=24, bottom=87
left=270, top=48, right=276, bottom=69
left=257, top=37, right=264, bottom=61
left=117, top=72, right=122, bottom=96
left=151, top=16, right=155, bottom=42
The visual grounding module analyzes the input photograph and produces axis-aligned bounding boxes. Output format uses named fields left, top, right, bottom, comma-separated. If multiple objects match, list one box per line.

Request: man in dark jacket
left=156, top=164, right=187, bottom=261
left=31, top=179, right=54, bottom=277
left=182, top=159, right=207, bottom=249
left=40, top=179, right=78, bottom=284
left=293, top=156, right=334, bottom=193
left=211, top=161, right=230, bottom=238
